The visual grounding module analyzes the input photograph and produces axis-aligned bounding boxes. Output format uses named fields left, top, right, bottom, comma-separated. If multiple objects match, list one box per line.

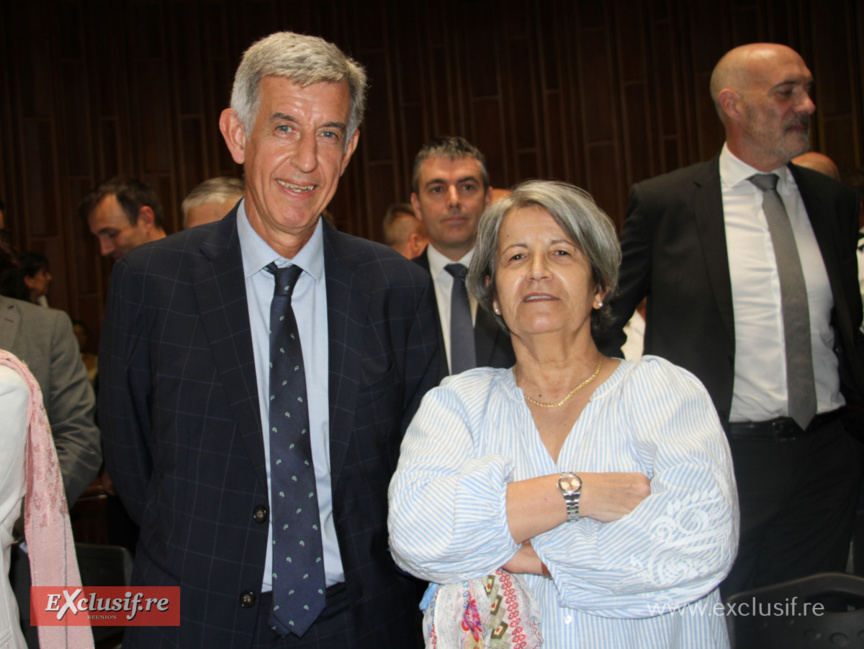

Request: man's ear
left=339, top=130, right=360, bottom=176
left=718, top=89, right=741, bottom=122
left=137, top=206, right=156, bottom=231
left=219, top=108, right=247, bottom=165
left=410, top=192, right=421, bottom=217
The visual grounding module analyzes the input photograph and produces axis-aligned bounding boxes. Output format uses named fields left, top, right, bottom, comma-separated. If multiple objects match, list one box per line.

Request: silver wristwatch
left=557, top=472, right=582, bottom=522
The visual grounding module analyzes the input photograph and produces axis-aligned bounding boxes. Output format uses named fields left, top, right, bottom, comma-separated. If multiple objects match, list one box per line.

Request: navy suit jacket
left=601, top=155, right=864, bottom=428
left=100, top=209, right=440, bottom=648
left=414, top=248, right=515, bottom=381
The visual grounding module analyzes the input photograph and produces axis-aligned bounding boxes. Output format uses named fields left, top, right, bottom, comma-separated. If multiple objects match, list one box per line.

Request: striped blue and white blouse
left=389, top=356, right=738, bottom=649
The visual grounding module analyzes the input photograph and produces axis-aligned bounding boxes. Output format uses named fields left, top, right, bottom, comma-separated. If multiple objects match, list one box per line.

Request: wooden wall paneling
left=2, top=0, right=863, bottom=344
left=0, top=2, right=10, bottom=221
left=574, top=4, right=623, bottom=220
left=535, top=2, right=571, bottom=184
left=501, top=17, right=540, bottom=186
left=170, top=1, right=210, bottom=215
left=682, top=0, right=728, bottom=164
left=644, top=0, right=685, bottom=177
left=612, top=0, right=654, bottom=209
left=389, top=1, right=428, bottom=197
left=807, top=0, right=861, bottom=173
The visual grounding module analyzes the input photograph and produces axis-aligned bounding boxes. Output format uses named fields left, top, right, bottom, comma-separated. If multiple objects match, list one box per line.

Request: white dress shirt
left=426, top=245, right=478, bottom=373
left=720, top=145, right=843, bottom=422
left=237, top=202, right=345, bottom=590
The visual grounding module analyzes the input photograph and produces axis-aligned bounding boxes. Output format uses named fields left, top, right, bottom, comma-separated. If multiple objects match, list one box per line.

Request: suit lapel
left=192, top=211, right=267, bottom=490
left=413, top=249, right=448, bottom=380
left=324, top=224, right=370, bottom=485
left=792, top=164, right=864, bottom=389
left=0, top=297, right=21, bottom=351
left=693, top=157, right=736, bottom=347
left=791, top=164, right=847, bottom=315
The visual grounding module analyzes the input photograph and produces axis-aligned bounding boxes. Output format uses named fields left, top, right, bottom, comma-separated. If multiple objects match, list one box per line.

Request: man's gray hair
left=182, top=177, right=245, bottom=225
left=467, top=180, right=621, bottom=340
left=411, top=136, right=490, bottom=194
left=230, top=31, right=368, bottom=145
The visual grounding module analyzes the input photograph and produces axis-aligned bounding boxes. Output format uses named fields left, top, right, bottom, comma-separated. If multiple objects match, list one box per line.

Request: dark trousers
left=721, top=418, right=864, bottom=598
left=251, top=583, right=356, bottom=649
left=10, top=545, right=39, bottom=648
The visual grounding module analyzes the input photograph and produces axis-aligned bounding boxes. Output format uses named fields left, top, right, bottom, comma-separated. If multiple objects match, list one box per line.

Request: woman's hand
left=580, top=472, right=650, bottom=522
left=507, top=472, right=651, bottom=544
left=502, top=540, right=546, bottom=576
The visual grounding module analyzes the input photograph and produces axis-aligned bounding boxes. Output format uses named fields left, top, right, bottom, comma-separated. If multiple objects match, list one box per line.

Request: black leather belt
left=728, top=409, right=844, bottom=441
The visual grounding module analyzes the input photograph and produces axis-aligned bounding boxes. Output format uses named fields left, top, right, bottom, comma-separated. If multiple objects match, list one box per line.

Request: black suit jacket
left=601, top=155, right=864, bottom=428
left=414, top=248, right=515, bottom=381
left=100, top=210, right=440, bottom=648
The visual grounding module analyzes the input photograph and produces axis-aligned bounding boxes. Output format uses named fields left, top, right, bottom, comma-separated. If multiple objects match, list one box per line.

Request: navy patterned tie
left=266, top=263, right=326, bottom=637
left=445, top=263, right=476, bottom=374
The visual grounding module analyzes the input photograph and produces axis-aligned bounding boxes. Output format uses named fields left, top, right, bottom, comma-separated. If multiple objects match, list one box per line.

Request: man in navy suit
left=602, top=43, right=864, bottom=598
left=410, top=136, right=515, bottom=379
left=100, top=31, right=439, bottom=648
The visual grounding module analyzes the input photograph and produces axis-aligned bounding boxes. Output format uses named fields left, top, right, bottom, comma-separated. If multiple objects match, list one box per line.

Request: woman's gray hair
left=230, top=31, right=368, bottom=147
left=467, top=180, right=621, bottom=340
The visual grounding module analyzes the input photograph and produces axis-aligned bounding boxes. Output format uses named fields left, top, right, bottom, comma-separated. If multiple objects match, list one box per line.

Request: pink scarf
left=0, top=351, right=94, bottom=649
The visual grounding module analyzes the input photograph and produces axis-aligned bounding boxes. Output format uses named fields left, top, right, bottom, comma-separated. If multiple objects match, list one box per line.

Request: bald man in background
left=381, top=203, right=428, bottom=258
left=603, top=43, right=864, bottom=597
left=793, top=151, right=841, bottom=181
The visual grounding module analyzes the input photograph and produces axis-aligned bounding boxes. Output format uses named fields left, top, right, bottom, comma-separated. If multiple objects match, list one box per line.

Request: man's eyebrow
left=423, top=175, right=481, bottom=190
left=269, top=113, right=347, bottom=132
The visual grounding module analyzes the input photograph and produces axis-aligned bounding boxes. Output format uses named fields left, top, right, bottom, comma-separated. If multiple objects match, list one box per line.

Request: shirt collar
left=427, top=243, right=475, bottom=279
left=237, top=199, right=325, bottom=281
left=720, top=142, right=793, bottom=189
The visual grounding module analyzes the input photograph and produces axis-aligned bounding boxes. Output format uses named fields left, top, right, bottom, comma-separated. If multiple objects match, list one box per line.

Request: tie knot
left=749, top=173, right=779, bottom=192
left=267, top=263, right=303, bottom=298
left=445, top=263, right=468, bottom=282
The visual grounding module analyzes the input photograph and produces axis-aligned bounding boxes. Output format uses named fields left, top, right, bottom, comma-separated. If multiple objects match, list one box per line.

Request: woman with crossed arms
left=389, top=180, right=738, bottom=648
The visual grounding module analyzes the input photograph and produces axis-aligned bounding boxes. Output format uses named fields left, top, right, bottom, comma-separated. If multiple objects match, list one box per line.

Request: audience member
left=382, top=203, right=427, bottom=258
left=0, top=350, right=95, bottom=649
left=71, top=319, right=98, bottom=386
left=0, top=234, right=101, bottom=647
left=410, top=136, right=515, bottom=379
left=602, top=43, right=864, bottom=598
left=100, top=31, right=439, bottom=648
left=792, top=151, right=842, bottom=181
left=390, top=180, right=736, bottom=648
left=79, top=177, right=167, bottom=260
left=842, top=169, right=864, bottom=308
left=0, top=251, right=51, bottom=306
left=182, top=176, right=245, bottom=229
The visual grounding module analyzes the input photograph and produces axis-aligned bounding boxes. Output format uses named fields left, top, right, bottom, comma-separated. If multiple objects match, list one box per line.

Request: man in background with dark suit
left=100, top=31, right=439, bottom=648
left=602, top=43, right=864, bottom=597
left=411, top=136, right=515, bottom=379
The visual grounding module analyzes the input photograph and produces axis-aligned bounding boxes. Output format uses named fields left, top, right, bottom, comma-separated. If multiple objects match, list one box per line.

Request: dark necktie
left=749, top=173, right=817, bottom=430
left=266, top=263, right=326, bottom=637
left=445, top=263, right=476, bottom=374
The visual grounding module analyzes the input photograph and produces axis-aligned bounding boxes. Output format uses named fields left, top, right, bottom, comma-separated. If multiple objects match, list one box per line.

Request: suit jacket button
left=239, top=591, right=256, bottom=608
left=253, top=505, right=268, bottom=524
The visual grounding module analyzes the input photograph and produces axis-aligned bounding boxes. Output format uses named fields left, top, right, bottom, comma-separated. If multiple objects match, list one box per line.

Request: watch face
left=560, top=474, right=581, bottom=492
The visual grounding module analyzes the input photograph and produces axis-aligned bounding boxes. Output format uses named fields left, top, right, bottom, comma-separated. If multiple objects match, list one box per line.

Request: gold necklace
left=517, top=356, right=603, bottom=408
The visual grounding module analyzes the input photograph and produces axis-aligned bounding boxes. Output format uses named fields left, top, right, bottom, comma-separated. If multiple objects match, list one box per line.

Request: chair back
left=726, top=572, right=864, bottom=648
